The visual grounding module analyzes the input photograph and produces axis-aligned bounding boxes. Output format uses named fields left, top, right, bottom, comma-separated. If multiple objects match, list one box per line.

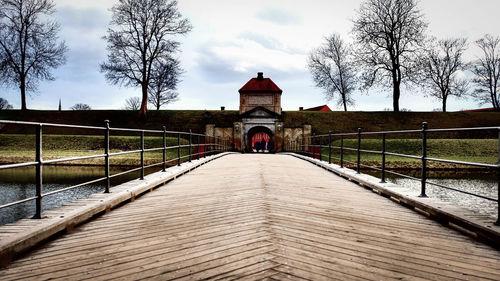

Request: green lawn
left=297, top=138, right=498, bottom=169
left=0, top=134, right=217, bottom=166
left=1, top=134, right=497, bottom=168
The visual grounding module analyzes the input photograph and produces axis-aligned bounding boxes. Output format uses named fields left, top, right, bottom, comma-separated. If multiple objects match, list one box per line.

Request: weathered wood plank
left=1, top=154, right=499, bottom=281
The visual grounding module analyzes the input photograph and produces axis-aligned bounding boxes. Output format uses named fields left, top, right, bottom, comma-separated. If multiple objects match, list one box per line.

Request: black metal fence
left=0, top=120, right=230, bottom=219
left=285, top=122, right=500, bottom=225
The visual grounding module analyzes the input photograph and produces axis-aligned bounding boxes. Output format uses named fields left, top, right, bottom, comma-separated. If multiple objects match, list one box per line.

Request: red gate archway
left=247, top=126, right=274, bottom=152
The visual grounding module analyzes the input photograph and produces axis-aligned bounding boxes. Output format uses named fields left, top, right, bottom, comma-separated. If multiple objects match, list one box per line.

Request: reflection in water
left=364, top=169, right=498, bottom=218
left=0, top=166, right=161, bottom=225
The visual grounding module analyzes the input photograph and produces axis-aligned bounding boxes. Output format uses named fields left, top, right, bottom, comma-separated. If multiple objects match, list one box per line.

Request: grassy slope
left=1, top=110, right=500, bottom=136
left=0, top=110, right=240, bottom=134
left=319, top=139, right=497, bottom=169
left=0, top=134, right=496, bottom=168
left=1, top=110, right=499, bottom=168
left=0, top=135, right=193, bottom=166
left=283, top=111, right=500, bottom=137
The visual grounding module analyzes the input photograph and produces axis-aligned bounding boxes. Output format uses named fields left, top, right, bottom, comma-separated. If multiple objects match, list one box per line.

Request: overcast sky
left=2, top=0, right=500, bottom=111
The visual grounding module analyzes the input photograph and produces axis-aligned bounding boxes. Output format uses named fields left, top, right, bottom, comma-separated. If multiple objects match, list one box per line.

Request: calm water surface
left=0, top=166, right=498, bottom=226
left=0, top=166, right=161, bottom=225
left=365, top=170, right=498, bottom=218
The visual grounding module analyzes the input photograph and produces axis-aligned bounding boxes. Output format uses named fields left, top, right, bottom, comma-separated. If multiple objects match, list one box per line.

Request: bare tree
left=352, top=0, right=427, bottom=112
left=70, top=103, right=92, bottom=110
left=101, top=0, right=191, bottom=117
left=124, top=96, right=141, bottom=110
left=420, top=38, right=469, bottom=112
left=0, top=97, right=13, bottom=109
left=0, top=0, right=67, bottom=110
left=308, top=33, right=357, bottom=111
left=148, top=58, right=181, bottom=110
left=472, top=34, right=500, bottom=109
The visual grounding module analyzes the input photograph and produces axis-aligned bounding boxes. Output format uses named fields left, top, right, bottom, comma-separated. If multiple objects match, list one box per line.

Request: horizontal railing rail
left=285, top=122, right=500, bottom=225
left=0, top=120, right=231, bottom=220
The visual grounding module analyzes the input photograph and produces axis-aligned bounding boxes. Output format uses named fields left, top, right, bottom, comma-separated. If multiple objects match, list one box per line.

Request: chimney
left=257, top=72, right=264, bottom=80
left=299, top=107, right=303, bottom=111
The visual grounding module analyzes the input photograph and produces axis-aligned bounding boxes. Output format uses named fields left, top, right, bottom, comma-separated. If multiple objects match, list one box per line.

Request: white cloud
left=3, top=0, right=500, bottom=111
left=256, top=8, right=302, bottom=25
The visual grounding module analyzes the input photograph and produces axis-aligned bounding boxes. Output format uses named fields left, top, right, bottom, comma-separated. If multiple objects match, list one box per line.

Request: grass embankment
left=2, top=110, right=500, bottom=137
left=1, top=134, right=497, bottom=169
left=316, top=138, right=497, bottom=170
left=0, top=134, right=195, bottom=166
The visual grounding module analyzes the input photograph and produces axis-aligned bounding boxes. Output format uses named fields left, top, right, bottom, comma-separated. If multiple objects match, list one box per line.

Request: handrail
left=284, top=122, right=500, bottom=225
left=0, top=120, right=231, bottom=220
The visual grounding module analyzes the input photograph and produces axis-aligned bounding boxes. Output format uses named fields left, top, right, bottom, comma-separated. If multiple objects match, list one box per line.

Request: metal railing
left=0, top=120, right=231, bottom=219
left=285, top=122, right=500, bottom=225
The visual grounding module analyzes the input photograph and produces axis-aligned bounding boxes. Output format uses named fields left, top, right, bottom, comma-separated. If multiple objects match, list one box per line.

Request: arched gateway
left=247, top=126, right=273, bottom=152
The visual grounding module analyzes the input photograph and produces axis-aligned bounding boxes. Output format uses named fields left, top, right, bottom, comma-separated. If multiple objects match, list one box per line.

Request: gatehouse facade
left=206, top=72, right=311, bottom=152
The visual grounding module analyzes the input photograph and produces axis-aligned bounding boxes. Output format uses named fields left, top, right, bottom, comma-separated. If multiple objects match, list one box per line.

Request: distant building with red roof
left=459, top=107, right=497, bottom=112
left=239, top=72, right=282, bottom=115
left=303, top=105, right=332, bottom=112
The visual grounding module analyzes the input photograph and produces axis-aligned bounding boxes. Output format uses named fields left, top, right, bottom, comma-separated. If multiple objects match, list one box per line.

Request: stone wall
left=206, top=123, right=311, bottom=152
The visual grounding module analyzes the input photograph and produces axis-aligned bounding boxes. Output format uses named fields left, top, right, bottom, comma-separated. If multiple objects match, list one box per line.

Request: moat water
left=0, top=166, right=162, bottom=225
left=0, top=166, right=497, bottom=226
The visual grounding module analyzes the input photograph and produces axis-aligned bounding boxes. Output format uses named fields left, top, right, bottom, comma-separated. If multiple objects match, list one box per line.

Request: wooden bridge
left=1, top=154, right=500, bottom=280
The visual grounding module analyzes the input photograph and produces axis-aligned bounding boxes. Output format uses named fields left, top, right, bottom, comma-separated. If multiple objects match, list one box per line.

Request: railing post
left=328, top=131, right=332, bottom=164
left=302, top=135, right=305, bottom=155
left=419, top=122, right=428, bottom=197
left=357, top=128, right=361, bottom=174
left=309, top=136, right=312, bottom=157
left=34, top=124, right=43, bottom=219
left=496, top=128, right=500, bottom=225
left=340, top=135, right=344, bottom=168
left=140, top=130, right=144, bottom=180
left=198, top=134, right=201, bottom=159
left=177, top=132, right=181, bottom=166
left=104, top=120, right=110, bottom=193
left=381, top=133, right=386, bottom=183
left=208, top=136, right=211, bottom=156
left=189, top=130, right=192, bottom=162
left=319, top=135, right=322, bottom=161
left=162, top=126, right=166, bottom=172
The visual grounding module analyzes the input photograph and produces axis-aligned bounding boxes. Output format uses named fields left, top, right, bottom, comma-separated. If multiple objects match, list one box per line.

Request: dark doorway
left=247, top=126, right=274, bottom=152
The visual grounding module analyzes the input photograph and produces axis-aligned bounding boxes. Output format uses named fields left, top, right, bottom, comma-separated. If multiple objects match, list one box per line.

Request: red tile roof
left=239, top=73, right=282, bottom=94
left=304, top=105, right=332, bottom=112
left=459, top=107, right=496, bottom=112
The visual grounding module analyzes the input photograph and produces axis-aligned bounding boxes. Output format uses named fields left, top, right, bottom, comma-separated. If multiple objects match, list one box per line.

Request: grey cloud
left=194, top=45, right=307, bottom=86
left=256, top=8, right=301, bottom=25
left=57, top=6, right=109, bottom=30
left=238, top=32, right=304, bottom=55
left=53, top=6, right=110, bottom=82
left=196, top=48, right=250, bottom=84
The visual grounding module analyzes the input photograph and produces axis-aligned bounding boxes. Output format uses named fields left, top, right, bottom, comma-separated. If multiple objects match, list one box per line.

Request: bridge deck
left=1, top=154, right=499, bottom=280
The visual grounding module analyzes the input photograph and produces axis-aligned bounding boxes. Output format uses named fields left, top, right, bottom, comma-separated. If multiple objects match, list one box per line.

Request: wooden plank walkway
left=0, top=154, right=499, bottom=280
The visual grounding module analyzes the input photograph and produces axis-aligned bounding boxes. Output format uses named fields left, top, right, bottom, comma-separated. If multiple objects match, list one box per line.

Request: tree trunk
left=342, top=94, right=347, bottom=112
left=20, top=76, right=27, bottom=110
left=494, top=91, right=499, bottom=109
left=392, top=68, right=400, bottom=112
left=393, top=81, right=400, bottom=112
left=138, top=83, right=148, bottom=117
left=442, top=95, right=447, bottom=112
